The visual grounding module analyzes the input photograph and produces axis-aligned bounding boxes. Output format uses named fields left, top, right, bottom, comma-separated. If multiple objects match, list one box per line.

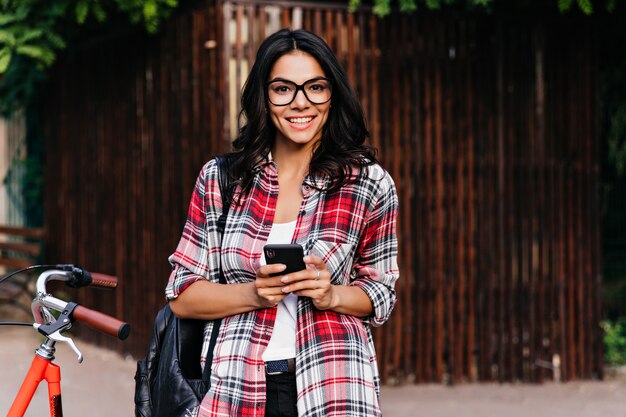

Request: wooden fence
left=41, top=0, right=602, bottom=384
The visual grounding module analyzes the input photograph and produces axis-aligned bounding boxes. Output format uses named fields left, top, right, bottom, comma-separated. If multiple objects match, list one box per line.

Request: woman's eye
left=308, top=83, right=328, bottom=93
left=272, top=84, right=293, bottom=94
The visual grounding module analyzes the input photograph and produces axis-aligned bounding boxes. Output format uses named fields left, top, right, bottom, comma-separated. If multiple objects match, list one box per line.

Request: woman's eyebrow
left=267, top=76, right=327, bottom=83
left=267, top=77, right=293, bottom=83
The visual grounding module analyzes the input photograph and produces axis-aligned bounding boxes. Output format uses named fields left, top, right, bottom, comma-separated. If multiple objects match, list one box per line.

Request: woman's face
left=267, top=51, right=331, bottom=150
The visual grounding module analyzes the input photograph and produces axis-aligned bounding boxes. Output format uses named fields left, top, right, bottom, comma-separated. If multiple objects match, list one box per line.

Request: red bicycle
left=0, top=265, right=130, bottom=417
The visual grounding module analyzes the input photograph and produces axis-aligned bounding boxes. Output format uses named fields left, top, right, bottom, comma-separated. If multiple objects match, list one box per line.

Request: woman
left=166, top=28, right=399, bottom=417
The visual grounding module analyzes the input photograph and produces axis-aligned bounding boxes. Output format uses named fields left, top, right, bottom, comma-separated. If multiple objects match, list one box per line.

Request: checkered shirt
left=166, top=156, right=399, bottom=417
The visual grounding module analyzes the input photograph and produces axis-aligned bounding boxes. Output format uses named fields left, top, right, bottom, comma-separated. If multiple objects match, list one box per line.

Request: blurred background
left=0, top=0, right=625, bottom=406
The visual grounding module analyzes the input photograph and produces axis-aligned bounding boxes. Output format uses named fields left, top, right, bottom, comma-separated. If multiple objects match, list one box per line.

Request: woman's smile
left=285, top=115, right=315, bottom=128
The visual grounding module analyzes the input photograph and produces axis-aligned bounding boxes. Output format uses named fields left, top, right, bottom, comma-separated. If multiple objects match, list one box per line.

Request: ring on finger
left=315, top=270, right=320, bottom=280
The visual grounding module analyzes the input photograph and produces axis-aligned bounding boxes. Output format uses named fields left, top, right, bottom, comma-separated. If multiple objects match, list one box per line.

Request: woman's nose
left=291, top=89, right=310, bottom=107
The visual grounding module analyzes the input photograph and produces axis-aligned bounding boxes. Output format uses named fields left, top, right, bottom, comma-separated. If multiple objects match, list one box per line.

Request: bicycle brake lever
left=34, top=324, right=85, bottom=363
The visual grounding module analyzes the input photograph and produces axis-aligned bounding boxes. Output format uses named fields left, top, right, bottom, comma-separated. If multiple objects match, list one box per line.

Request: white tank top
left=260, top=220, right=298, bottom=361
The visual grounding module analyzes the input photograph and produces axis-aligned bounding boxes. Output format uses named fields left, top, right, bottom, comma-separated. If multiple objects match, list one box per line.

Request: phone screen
left=263, top=244, right=306, bottom=275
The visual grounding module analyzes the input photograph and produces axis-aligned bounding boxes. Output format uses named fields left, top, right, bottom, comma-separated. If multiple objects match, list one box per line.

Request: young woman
left=166, top=28, right=399, bottom=417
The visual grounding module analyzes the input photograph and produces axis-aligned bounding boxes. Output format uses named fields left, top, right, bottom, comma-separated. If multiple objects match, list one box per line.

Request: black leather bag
left=134, top=156, right=232, bottom=417
left=134, top=304, right=218, bottom=417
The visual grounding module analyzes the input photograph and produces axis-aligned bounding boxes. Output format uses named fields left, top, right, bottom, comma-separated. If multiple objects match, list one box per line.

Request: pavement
left=2, top=325, right=626, bottom=417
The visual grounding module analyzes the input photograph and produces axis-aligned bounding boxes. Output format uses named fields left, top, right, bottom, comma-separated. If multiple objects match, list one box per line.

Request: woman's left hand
left=280, top=254, right=338, bottom=310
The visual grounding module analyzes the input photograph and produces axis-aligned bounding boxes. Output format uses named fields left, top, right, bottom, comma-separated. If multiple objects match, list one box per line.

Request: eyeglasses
left=266, top=77, right=332, bottom=106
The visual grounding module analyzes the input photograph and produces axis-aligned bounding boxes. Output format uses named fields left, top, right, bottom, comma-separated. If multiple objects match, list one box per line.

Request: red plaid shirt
left=166, top=156, right=399, bottom=417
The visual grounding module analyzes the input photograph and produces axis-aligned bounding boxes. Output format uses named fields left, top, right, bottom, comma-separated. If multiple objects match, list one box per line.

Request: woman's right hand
left=254, top=264, right=290, bottom=308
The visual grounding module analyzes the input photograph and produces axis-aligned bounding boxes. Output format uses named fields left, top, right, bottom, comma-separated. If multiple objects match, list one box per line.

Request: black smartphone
left=263, top=243, right=306, bottom=276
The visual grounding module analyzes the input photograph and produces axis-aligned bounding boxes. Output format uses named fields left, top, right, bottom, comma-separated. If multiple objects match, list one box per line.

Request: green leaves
left=0, top=0, right=178, bottom=77
left=75, top=1, right=107, bottom=24
left=577, top=0, right=593, bottom=14
left=601, top=318, right=626, bottom=365
left=560, top=0, right=595, bottom=14
left=559, top=0, right=575, bottom=12
left=0, top=0, right=179, bottom=114
left=0, top=49, right=10, bottom=72
left=352, top=0, right=496, bottom=15
left=348, top=0, right=362, bottom=13
left=399, top=0, right=418, bottom=12
left=75, top=0, right=89, bottom=24
left=114, top=0, right=179, bottom=34
left=351, top=0, right=610, bottom=16
left=373, top=0, right=392, bottom=16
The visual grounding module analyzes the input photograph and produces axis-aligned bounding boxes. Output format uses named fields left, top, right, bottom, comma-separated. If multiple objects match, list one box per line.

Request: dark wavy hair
left=224, top=28, right=377, bottom=201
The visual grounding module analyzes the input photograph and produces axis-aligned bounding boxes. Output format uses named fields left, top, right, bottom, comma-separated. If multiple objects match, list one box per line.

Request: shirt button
left=304, top=185, right=311, bottom=191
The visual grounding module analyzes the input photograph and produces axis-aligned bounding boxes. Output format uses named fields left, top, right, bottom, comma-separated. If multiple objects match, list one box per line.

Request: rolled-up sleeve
left=165, top=159, right=224, bottom=300
left=350, top=173, right=399, bottom=326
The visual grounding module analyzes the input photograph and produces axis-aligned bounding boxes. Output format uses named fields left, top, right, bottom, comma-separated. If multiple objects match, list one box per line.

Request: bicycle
left=0, top=265, right=131, bottom=417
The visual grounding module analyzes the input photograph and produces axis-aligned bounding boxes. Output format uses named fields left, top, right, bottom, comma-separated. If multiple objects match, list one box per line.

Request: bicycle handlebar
left=32, top=267, right=131, bottom=341
left=72, top=305, right=130, bottom=340
left=89, top=272, right=118, bottom=288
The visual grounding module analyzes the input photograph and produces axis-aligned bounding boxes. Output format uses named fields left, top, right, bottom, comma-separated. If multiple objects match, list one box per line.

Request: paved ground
left=2, top=325, right=626, bottom=417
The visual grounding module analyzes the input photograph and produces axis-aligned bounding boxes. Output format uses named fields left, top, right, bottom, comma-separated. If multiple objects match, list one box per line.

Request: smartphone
left=263, top=244, right=306, bottom=276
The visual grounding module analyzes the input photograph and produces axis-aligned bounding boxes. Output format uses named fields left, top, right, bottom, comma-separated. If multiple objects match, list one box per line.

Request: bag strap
left=201, top=155, right=232, bottom=381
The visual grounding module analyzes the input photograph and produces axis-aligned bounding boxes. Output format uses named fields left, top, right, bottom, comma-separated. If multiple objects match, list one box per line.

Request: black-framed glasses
left=266, top=77, right=332, bottom=106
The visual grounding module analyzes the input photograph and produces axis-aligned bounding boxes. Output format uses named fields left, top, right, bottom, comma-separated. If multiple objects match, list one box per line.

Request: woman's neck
left=272, top=143, right=313, bottom=181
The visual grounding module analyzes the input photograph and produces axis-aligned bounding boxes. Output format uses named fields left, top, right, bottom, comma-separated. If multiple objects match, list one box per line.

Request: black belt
left=265, top=358, right=296, bottom=375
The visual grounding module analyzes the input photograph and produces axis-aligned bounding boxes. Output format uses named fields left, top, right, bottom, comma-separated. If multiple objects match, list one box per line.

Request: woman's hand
left=254, top=263, right=290, bottom=308
left=279, top=255, right=338, bottom=310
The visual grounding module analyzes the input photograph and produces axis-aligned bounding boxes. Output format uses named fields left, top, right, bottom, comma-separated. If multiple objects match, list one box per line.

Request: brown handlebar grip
left=89, top=272, right=118, bottom=289
left=72, top=305, right=131, bottom=340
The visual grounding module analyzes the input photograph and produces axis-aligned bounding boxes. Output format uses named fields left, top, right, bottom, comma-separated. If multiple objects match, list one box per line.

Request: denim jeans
left=265, top=372, right=298, bottom=417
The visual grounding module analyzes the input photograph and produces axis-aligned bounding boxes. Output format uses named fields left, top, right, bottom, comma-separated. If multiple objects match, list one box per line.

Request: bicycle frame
left=2, top=267, right=130, bottom=417
left=8, top=339, right=64, bottom=417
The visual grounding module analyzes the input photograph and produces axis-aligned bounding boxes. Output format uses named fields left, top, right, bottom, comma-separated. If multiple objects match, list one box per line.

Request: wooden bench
left=0, top=225, right=45, bottom=315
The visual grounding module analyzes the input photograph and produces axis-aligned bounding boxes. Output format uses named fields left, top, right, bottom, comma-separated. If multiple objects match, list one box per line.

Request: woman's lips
left=286, top=116, right=315, bottom=130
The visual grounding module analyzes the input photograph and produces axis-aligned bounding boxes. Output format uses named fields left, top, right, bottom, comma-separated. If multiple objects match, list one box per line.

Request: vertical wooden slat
left=369, top=14, right=380, bottom=152
left=357, top=13, right=368, bottom=120
left=443, top=16, right=456, bottom=384
left=433, top=19, right=445, bottom=383
left=399, top=13, right=414, bottom=383
left=496, top=21, right=508, bottom=383
left=422, top=15, right=434, bottom=381
left=313, top=9, right=322, bottom=35
left=504, top=23, right=516, bottom=382
left=533, top=25, right=548, bottom=382
left=454, top=18, right=467, bottom=384
left=222, top=2, right=232, bottom=144
left=465, top=17, right=477, bottom=382
left=346, top=12, right=355, bottom=86
left=247, top=5, right=256, bottom=65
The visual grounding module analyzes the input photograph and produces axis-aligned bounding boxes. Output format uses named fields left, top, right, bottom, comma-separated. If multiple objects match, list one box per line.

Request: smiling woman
left=164, top=29, right=399, bottom=417
left=267, top=52, right=331, bottom=152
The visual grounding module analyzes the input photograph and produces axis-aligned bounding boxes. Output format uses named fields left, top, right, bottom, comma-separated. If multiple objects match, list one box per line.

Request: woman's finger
left=257, top=263, right=287, bottom=278
left=303, top=255, right=328, bottom=272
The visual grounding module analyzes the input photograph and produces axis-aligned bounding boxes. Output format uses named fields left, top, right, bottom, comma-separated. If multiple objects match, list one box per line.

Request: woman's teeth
left=288, top=117, right=313, bottom=124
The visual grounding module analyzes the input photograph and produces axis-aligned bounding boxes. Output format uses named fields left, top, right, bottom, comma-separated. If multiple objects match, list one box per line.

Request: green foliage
left=0, top=0, right=178, bottom=114
left=601, top=318, right=626, bottom=365
left=559, top=0, right=575, bottom=12
left=399, top=0, right=418, bottom=12
left=373, top=0, right=392, bottom=16
left=350, top=0, right=611, bottom=16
